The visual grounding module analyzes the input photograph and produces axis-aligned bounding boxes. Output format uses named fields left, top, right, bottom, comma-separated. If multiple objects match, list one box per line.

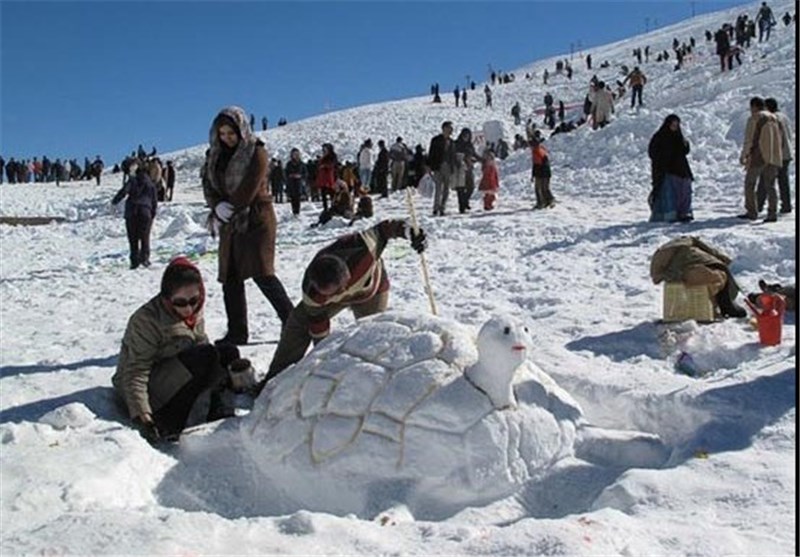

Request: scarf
left=205, top=106, right=258, bottom=198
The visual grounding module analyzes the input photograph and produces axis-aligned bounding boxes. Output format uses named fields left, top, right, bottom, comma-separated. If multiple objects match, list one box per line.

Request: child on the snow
left=478, top=149, right=500, bottom=210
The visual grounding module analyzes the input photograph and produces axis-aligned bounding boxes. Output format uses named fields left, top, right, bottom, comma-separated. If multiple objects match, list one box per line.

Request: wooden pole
left=404, top=187, right=438, bottom=315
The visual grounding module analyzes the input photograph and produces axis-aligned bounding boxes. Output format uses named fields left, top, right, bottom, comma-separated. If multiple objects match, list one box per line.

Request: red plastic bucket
left=754, top=293, right=786, bottom=346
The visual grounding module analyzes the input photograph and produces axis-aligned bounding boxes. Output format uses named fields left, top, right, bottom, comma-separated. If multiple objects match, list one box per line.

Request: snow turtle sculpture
left=237, top=311, right=669, bottom=519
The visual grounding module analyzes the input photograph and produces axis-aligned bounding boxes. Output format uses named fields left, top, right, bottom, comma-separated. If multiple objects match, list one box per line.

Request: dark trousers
left=286, top=180, right=303, bottom=215
left=375, top=172, right=388, bottom=197
left=757, top=159, right=792, bottom=212
left=320, top=188, right=332, bottom=211
left=223, top=274, right=293, bottom=341
left=631, top=85, right=643, bottom=107
left=267, top=291, right=389, bottom=383
left=125, top=209, right=153, bottom=268
left=152, top=343, right=239, bottom=436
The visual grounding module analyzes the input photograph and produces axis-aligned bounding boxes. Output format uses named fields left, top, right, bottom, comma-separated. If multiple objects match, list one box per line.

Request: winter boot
left=228, top=358, right=257, bottom=393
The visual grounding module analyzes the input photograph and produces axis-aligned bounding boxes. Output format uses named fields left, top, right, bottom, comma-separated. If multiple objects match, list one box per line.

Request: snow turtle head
left=476, top=315, right=532, bottom=370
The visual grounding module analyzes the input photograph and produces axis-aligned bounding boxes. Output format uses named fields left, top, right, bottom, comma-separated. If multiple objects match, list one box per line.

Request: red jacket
left=479, top=160, right=499, bottom=191
left=316, top=155, right=337, bottom=191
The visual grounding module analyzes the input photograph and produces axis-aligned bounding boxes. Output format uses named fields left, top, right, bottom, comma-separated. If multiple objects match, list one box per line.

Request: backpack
left=750, top=113, right=783, bottom=167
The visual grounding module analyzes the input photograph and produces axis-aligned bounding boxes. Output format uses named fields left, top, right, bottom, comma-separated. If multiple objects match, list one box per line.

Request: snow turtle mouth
left=511, top=344, right=526, bottom=351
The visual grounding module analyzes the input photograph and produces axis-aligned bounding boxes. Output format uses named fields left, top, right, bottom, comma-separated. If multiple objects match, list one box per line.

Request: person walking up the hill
left=484, top=85, right=493, bottom=108
left=647, top=114, right=694, bottom=223
left=624, top=67, right=647, bottom=108
left=756, top=1, right=776, bottom=41
left=202, top=106, right=294, bottom=345
left=262, top=219, right=427, bottom=386
left=714, top=26, right=732, bottom=71
left=738, top=96, right=783, bottom=222
left=112, top=159, right=158, bottom=269
left=454, top=85, right=460, bottom=107
left=591, top=82, right=615, bottom=129
left=461, top=88, right=468, bottom=108
left=428, top=121, right=457, bottom=216
left=113, top=256, right=252, bottom=443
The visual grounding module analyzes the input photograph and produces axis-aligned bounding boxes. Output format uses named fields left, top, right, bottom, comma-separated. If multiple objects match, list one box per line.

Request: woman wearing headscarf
left=648, top=114, right=694, bottom=222
left=203, top=106, right=294, bottom=345
left=454, top=127, right=479, bottom=213
left=113, top=257, right=249, bottom=442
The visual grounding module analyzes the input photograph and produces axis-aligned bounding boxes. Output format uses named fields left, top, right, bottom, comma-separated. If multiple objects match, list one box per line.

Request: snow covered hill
left=1, top=1, right=796, bottom=554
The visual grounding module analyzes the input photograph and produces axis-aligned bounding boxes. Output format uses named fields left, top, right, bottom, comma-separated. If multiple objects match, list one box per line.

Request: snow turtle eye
left=524, top=327, right=529, bottom=333
left=503, top=326, right=510, bottom=335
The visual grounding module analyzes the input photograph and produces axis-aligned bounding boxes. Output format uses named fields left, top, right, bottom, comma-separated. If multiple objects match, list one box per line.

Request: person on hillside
left=269, top=158, right=285, bottom=203
left=781, top=11, right=791, bottom=26
left=454, top=127, right=479, bottom=214
left=357, top=139, right=373, bottom=193
left=650, top=236, right=747, bottom=319
left=591, top=82, right=615, bottom=129
left=461, top=88, right=468, bottom=108
left=164, top=160, right=176, bottom=202
left=760, top=98, right=793, bottom=214
left=315, top=143, right=338, bottom=211
left=714, top=26, right=732, bottom=71
left=511, top=102, right=522, bottom=125
left=0, top=155, right=4, bottom=184
left=389, top=137, right=408, bottom=192
left=112, top=159, right=158, bottom=269
left=314, top=179, right=353, bottom=227
left=586, top=53, right=592, bottom=69
left=478, top=149, right=500, bottom=210
left=454, top=85, right=460, bottom=107
left=112, top=256, right=251, bottom=443
left=738, top=97, right=783, bottom=222
left=202, top=105, right=294, bottom=345
left=373, top=140, right=390, bottom=198
left=530, top=133, right=554, bottom=209
left=428, top=121, right=457, bottom=216
left=262, top=219, right=427, bottom=386
left=558, top=100, right=565, bottom=123
left=647, top=114, right=694, bottom=223
left=623, top=67, right=647, bottom=108
left=755, top=1, right=776, bottom=41
left=285, top=148, right=307, bottom=216
left=91, top=156, right=104, bottom=186
left=261, top=116, right=268, bottom=131
left=484, top=84, right=492, bottom=108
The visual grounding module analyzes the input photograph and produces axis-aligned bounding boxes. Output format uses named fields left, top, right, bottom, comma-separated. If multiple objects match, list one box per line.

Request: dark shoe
left=716, top=290, right=747, bottom=318
left=207, top=390, right=236, bottom=422
left=763, top=214, right=777, bottom=223
left=129, top=263, right=139, bottom=270
left=215, top=334, right=248, bottom=346
left=736, top=213, right=757, bottom=220
left=779, top=207, right=791, bottom=214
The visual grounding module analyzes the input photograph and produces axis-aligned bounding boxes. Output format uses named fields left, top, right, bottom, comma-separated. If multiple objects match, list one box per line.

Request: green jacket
left=112, top=295, right=208, bottom=418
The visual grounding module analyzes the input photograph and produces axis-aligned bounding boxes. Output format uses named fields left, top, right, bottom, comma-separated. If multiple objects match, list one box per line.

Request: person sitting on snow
left=650, top=236, right=746, bottom=319
left=112, top=257, right=254, bottom=443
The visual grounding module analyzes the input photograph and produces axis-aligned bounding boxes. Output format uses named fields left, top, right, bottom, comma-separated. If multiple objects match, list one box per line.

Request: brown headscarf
left=205, top=106, right=258, bottom=197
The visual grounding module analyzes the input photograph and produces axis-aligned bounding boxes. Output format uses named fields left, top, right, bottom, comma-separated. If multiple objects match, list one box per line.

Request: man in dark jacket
left=263, top=219, right=427, bottom=385
left=285, top=148, right=307, bottom=216
left=112, top=161, right=158, bottom=269
left=374, top=140, right=390, bottom=198
left=427, top=121, right=456, bottom=216
left=714, top=26, right=731, bottom=71
left=164, top=160, right=176, bottom=201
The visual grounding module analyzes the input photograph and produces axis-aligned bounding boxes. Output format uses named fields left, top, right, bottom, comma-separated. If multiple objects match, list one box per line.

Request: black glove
left=133, top=416, right=162, bottom=444
left=409, top=227, right=427, bottom=254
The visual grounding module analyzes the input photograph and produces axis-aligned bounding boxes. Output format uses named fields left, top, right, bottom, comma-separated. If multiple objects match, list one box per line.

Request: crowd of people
left=1, top=155, right=104, bottom=185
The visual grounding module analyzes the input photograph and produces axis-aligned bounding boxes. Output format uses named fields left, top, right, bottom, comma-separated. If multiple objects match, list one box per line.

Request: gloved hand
left=133, top=414, right=161, bottom=444
left=409, top=227, right=427, bottom=254
left=215, top=201, right=235, bottom=223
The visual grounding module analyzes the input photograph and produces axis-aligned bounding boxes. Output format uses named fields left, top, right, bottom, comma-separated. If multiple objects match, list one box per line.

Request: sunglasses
left=170, top=296, right=200, bottom=308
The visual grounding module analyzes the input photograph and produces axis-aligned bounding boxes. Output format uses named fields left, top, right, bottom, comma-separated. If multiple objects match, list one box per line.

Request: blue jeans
left=359, top=168, right=371, bottom=191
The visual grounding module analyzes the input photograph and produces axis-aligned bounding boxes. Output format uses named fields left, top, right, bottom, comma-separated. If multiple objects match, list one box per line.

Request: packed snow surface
left=1, top=1, right=795, bottom=554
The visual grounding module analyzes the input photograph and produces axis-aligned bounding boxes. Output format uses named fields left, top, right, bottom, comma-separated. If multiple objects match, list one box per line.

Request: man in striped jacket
left=262, top=219, right=427, bottom=386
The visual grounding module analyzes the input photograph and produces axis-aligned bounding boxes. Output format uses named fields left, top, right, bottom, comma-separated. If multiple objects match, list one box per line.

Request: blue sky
left=1, top=0, right=751, bottom=165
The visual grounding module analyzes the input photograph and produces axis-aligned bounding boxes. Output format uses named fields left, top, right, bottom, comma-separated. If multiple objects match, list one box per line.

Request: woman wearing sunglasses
left=112, top=256, right=247, bottom=442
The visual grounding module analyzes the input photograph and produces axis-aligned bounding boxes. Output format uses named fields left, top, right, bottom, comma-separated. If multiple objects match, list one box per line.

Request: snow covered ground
left=1, top=1, right=796, bottom=554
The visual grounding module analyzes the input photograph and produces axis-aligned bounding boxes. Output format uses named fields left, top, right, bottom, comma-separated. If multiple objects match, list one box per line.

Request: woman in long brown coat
left=203, top=106, right=293, bottom=345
